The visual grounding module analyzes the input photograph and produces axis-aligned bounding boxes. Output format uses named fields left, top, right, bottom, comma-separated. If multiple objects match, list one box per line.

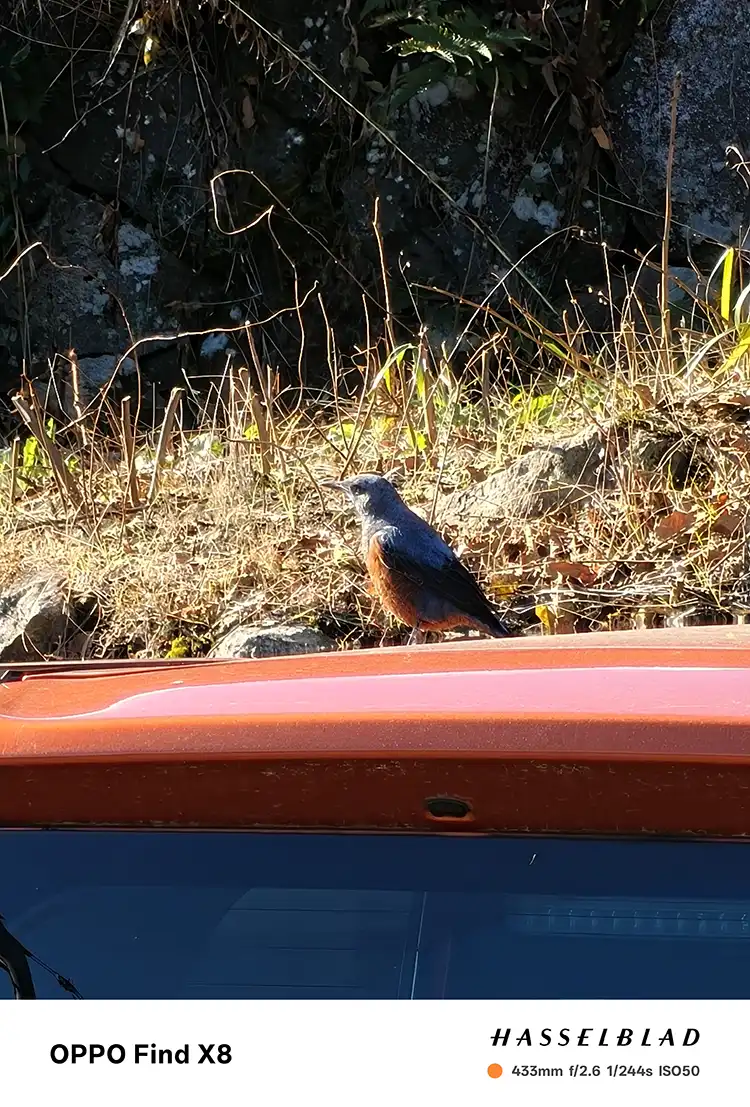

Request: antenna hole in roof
left=424, top=796, right=473, bottom=821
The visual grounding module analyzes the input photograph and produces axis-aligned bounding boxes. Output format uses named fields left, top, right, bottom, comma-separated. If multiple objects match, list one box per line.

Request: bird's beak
left=320, top=479, right=348, bottom=491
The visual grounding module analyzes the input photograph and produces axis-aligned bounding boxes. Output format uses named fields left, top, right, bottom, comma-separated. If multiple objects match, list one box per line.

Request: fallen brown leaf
left=569, top=95, right=585, bottom=133
left=712, top=510, right=744, bottom=537
left=466, top=465, right=488, bottom=483
left=125, top=128, right=144, bottom=154
left=591, top=125, right=612, bottom=150
left=633, top=383, right=656, bottom=410
left=541, top=61, right=559, bottom=99
left=293, top=532, right=331, bottom=552
left=241, top=94, right=255, bottom=129
left=545, top=559, right=598, bottom=585
left=654, top=509, right=696, bottom=540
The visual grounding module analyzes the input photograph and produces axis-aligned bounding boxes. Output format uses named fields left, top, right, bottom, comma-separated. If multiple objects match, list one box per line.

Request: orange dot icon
left=487, top=1064, right=503, bottom=1079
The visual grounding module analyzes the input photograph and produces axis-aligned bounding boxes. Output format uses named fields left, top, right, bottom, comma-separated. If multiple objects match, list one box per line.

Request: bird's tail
left=481, top=609, right=513, bottom=638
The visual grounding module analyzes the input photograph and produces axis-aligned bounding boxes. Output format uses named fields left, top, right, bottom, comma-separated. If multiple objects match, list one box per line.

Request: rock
left=340, top=78, right=576, bottom=321
left=665, top=266, right=702, bottom=308
left=512, top=191, right=560, bottom=232
left=0, top=574, right=93, bottom=661
left=608, top=0, right=750, bottom=247
left=76, top=356, right=137, bottom=404
left=629, top=425, right=708, bottom=489
left=415, top=81, right=451, bottom=109
left=30, top=51, right=209, bottom=246
left=209, top=624, right=336, bottom=659
left=6, top=0, right=724, bottom=400
left=438, top=429, right=605, bottom=529
left=438, top=419, right=712, bottom=540
left=0, top=189, right=194, bottom=366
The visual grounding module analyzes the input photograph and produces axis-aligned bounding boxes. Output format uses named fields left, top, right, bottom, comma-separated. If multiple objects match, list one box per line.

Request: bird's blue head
left=322, top=472, right=404, bottom=520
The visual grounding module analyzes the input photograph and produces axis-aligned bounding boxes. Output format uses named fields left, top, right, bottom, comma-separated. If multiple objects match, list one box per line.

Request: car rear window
left=2, top=830, right=749, bottom=999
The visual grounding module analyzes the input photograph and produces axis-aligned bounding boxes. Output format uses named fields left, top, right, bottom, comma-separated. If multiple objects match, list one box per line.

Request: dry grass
left=2, top=7, right=750, bottom=656
left=2, top=243, right=750, bottom=658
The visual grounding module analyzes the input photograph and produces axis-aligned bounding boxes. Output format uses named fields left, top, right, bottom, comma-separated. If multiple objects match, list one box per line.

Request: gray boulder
left=608, top=0, right=750, bottom=247
left=438, top=428, right=606, bottom=529
left=209, top=624, right=336, bottom=660
left=0, top=574, right=91, bottom=661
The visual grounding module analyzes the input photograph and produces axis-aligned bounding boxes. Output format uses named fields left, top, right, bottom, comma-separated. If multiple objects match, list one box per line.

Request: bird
left=322, top=473, right=511, bottom=645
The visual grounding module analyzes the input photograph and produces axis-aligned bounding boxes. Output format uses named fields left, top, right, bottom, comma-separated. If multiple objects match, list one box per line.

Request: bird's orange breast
left=365, top=536, right=421, bottom=627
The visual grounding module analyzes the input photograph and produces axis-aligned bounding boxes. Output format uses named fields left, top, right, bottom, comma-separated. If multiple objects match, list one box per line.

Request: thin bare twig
left=12, top=393, right=81, bottom=508
left=8, top=436, right=19, bottom=507
left=660, top=70, right=682, bottom=371
left=147, top=388, right=185, bottom=505
left=120, top=395, right=140, bottom=508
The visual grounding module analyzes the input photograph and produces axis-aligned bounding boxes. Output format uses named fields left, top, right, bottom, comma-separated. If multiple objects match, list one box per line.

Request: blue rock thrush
left=322, top=473, right=511, bottom=644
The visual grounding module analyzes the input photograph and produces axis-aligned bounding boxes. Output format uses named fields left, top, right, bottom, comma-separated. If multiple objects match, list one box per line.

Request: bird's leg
left=407, top=624, right=426, bottom=646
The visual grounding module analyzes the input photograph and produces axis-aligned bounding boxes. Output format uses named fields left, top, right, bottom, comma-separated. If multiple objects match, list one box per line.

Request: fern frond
left=369, top=7, right=421, bottom=28
left=476, top=28, right=532, bottom=50
left=398, top=22, right=492, bottom=65
left=360, top=0, right=401, bottom=17
left=443, top=9, right=532, bottom=54
left=398, top=37, right=454, bottom=64
left=371, top=1, right=537, bottom=112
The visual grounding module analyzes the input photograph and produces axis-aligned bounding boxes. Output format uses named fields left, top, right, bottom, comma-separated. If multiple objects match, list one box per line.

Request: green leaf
left=22, top=435, right=39, bottom=472
left=722, top=322, right=750, bottom=371
left=720, top=248, right=734, bottom=323
left=371, top=343, right=415, bottom=392
left=399, top=23, right=491, bottom=65
left=338, top=421, right=357, bottom=442
left=10, top=43, right=31, bottom=67
left=361, top=0, right=395, bottom=17
left=508, top=59, right=529, bottom=88
left=733, top=280, right=750, bottom=328
left=541, top=339, right=577, bottom=367
left=370, top=9, right=415, bottom=27
left=405, top=425, right=428, bottom=453
left=415, top=358, right=427, bottom=401
left=511, top=390, right=556, bottom=425
left=496, top=65, right=515, bottom=94
left=165, top=635, right=191, bottom=659
left=447, top=8, right=530, bottom=53
left=480, top=28, right=532, bottom=50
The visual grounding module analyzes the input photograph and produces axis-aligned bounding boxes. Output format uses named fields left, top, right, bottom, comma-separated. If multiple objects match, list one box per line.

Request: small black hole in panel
left=425, top=796, right=472, bottom=819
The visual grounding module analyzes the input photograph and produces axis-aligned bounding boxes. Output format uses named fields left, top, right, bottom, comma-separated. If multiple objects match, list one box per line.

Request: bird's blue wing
left=375, top=527, right=507, bottom=631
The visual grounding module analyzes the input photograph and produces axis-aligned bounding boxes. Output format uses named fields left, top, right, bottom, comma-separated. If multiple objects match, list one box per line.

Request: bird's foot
left=407, top=626, right=427, bottom=646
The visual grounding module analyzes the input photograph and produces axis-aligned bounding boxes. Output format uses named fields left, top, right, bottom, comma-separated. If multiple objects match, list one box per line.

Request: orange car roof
left=2, top=626, right=750, bottom=835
